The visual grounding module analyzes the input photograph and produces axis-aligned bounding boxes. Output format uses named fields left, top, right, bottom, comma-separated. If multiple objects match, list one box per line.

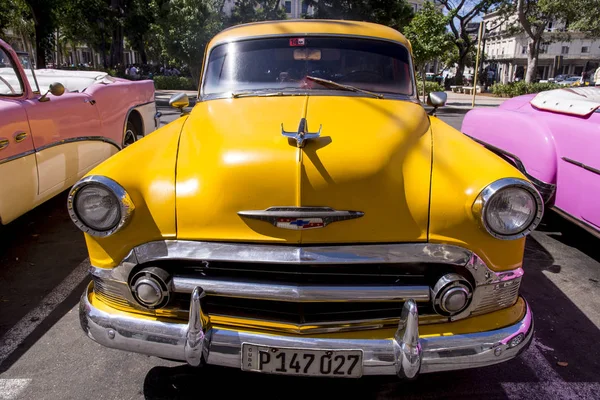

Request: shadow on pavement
left=142, top=234, right=600, bottom=399
left=537, top=210, right=600, bottom=263
left=0, top=191, right=89, bottom=372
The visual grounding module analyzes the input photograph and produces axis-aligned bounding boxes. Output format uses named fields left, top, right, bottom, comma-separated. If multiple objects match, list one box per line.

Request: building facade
left=483, top=11, right=600, bottom=83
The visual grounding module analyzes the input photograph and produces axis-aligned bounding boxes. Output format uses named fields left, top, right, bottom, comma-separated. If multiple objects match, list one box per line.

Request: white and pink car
left=0, top=39, right=158, bottom=225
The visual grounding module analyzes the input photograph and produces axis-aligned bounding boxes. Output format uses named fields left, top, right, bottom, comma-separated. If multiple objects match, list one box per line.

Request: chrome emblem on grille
left=238, top=207, right=364, bottom=230
left=281, top=118, right=322, bottom=148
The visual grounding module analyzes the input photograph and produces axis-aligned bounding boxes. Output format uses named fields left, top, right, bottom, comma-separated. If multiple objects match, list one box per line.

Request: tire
left=123, top=120, right=139, bottom=148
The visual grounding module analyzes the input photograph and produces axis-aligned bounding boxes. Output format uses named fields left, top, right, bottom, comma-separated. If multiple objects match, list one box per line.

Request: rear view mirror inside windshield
left=293, top=49, right=322, bottom=60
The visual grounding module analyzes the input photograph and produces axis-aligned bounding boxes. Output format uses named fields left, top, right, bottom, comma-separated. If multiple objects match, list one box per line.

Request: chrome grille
left=472, top=278, right=521, bottom=316
left=92, top=276, right=130, bottom=309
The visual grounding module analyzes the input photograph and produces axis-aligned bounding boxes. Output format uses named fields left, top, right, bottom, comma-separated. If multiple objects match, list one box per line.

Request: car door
left=21, top=91, right=109, bottom=196
left=0, top=47, right=37, bottom=224
left=576, top=113, right=600, bottom=229
left=552, top=111, right=600, bottom=231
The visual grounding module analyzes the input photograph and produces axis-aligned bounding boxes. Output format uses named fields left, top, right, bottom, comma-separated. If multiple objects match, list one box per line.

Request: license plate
left=241, top=343, right=363, bottom=378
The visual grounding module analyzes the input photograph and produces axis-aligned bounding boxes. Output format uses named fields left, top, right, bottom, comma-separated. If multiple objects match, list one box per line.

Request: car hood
left=175, top=95, right=432, bottom=243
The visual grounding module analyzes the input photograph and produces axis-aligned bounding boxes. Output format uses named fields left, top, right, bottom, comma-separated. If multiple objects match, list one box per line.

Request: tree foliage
left=499, top=0, right=587, bottom=82
left=404, top=1, right=451, bottom=99
left=438, top=0, right=500, bottom=84
left=305, top=0, right=414, bottom=31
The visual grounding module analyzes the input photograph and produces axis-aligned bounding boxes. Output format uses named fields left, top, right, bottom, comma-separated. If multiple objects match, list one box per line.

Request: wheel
left=123, top=120, right=139, bottom=148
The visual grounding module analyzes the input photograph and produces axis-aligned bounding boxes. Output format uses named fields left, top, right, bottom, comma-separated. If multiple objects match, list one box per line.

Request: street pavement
left=0, top=98, right=599, bottom=400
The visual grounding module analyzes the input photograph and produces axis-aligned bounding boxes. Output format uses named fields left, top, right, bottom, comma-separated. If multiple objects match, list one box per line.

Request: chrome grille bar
left=172, top=276, right=430, bottom=302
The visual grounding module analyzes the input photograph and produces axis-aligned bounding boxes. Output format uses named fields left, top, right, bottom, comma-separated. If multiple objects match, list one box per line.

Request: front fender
left=461, top=108, right=557, bottom=186
left=82, top=116, right=188, bottom=268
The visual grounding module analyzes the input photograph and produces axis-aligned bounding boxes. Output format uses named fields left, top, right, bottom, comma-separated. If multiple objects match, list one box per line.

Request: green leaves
left=305, top=0, right=414, bottom=31
left=403, top=1, right=451, bottom=68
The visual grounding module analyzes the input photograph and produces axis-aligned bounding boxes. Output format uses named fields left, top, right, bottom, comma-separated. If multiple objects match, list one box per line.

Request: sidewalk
left=445, top=91, right=506, bottom=109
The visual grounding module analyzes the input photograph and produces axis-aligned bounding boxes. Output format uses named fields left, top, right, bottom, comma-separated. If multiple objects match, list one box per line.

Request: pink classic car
left=462, top=87, right=600, bottom=238
left=0, top=39, right=158, bottom=225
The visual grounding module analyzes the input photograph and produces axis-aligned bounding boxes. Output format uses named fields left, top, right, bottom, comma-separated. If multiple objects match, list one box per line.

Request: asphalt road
left=0, top=103, right=599, bottom=400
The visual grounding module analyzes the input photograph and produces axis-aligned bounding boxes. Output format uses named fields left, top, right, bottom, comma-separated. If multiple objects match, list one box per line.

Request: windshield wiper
left=305, top=76, right=384, bottom=99
left=231, top=87, right=305, bottom=98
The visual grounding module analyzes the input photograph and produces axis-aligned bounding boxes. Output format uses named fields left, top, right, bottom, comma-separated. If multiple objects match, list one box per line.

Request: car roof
left=208, top=19, right=411, bottom=49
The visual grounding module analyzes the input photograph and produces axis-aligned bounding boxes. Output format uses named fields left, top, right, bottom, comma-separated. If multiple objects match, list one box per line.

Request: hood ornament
left=281, top=118, right=322, bottom=148
left=239, top=207, right=364, bottom=230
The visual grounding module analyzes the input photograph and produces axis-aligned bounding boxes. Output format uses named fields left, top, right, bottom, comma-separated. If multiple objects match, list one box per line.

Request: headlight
left=68, top=176, right=135, bottom=237
left=473, top=178, right=543, bottom=240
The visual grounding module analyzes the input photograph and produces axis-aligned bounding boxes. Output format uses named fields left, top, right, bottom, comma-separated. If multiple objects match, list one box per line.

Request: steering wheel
left=0, top=76, right=16, bottom=94
left=339, top=70, right=384, bottom=84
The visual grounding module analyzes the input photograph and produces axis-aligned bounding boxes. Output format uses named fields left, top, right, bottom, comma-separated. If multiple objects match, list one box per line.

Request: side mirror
left=169, top=93, right=190, bottom=115
left=426, top=91, right=447, bottom=116
left=39, top=82, right=65, bottom=102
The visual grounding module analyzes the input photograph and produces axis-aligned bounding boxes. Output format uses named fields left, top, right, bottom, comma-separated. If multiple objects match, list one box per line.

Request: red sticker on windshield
left=290, top=38, right=305, bottom=46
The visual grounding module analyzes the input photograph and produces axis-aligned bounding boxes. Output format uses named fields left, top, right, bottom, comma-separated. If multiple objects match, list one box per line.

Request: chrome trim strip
left=171, top=276, right=430, bottom=302
left=208, top=314, right=446, bottom=335
left=0, top=149, right=36, bottom=166
left=552, top=207, right=600, bottom=239
left=466, top=135, right=556, bottom=203
left=67, top=175, right=135, bottom=237
left=562, top=157, right=600, bottom=176
left=0, top=136, right=120, bottom=166
left=472, top=178, right=544, bottom=240
left=132, top=241, right=472, bottom=265
left=200, top=34, right=417, bottom=101
left=80, top=282, right=534, bottom=376
left=35, top=136, right=121, bottom=153
left=238, top=206, right=364, bottom=229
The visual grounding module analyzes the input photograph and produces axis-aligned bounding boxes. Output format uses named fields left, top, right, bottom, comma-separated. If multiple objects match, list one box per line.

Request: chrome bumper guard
left=80, top=282, right=533, bottom=378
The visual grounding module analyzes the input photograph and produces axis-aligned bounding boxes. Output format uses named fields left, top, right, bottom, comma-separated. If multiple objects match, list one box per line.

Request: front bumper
left=80, top=282, right=533, bottom=378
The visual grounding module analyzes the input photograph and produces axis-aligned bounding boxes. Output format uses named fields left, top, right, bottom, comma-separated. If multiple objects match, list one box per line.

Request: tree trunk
left=139, top=42, right=148, bottom=64
left=109, top=0, right=125, bottom=69
left=455, top=59, right=465, bottom=85
left=33, top=22, right=46, bottom=68
left=525, top=40, right=539, bottom=83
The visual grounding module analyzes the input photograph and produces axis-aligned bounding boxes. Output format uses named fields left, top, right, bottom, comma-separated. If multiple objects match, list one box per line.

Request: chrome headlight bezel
left=68, top=175, right=135, bottom=237
left=472, top=178, right=544, bottom=240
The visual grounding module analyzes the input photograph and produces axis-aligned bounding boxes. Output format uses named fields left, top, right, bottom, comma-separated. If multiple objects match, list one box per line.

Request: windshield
left=203, top=37, right=414, bottom=98
left=16, top=52, right=40, bottom=93
left=0, top=48, right=24, bottom=96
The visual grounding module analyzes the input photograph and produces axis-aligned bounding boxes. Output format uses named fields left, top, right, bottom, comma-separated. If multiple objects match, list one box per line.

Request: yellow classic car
left=71, top=20, right=540, bottom=379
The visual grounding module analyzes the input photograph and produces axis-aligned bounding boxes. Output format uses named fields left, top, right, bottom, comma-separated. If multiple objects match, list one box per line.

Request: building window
left=582, top=46, right=589, bottom=53
left=561, top=46, right=569, bottom=54
left=411, top=3, right=418, bottom=12
left=284, top=0, right=291, bottom=13
left=540, top=43, right=549, bottom=54
left=302, top=0, right=308, bottom=14
left=521, top=45, right=527, bottom=54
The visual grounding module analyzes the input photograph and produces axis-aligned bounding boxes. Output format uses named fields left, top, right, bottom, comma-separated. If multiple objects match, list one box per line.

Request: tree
left=223, top=0, right=286, bottom=26
left=510, top=0, right=579, bottom=82
left=569, top=0, right=600, bottom=36
left=438, top=0, right=500, bottom=84
left=0, top=0, right=35, bottom=55
left=403, top=1, right=451, bottom=99
left=58, top=0, right=111, bottom=66
left=124, top=0, right=157, bottom=64
left=305, top=0, right=414, bottom=31
left=23, top=0, right=60, bottom=68
left=155, top=0, right=222, bottom=85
